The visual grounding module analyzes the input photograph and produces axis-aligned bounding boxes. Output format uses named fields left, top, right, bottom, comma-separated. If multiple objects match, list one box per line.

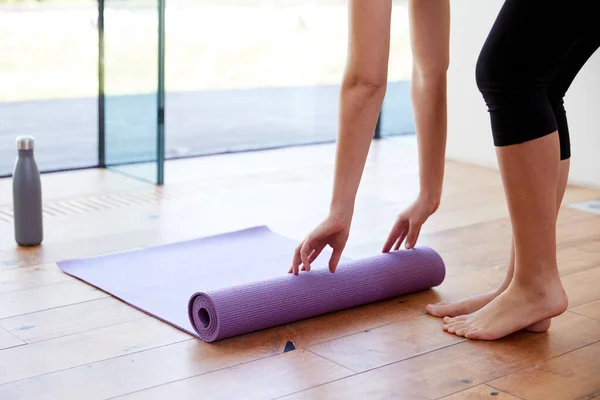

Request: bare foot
left=526, top=318, right=552, bottom=333
left=426, top=290, right=498, bottom=318
left=426, top=288, right=552, bottom=333
left=442, top=279, right=568, bottom=340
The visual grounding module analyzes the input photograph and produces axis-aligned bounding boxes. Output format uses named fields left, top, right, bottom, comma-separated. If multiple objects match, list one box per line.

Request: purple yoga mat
left=57, top=226, right=445, bottom=342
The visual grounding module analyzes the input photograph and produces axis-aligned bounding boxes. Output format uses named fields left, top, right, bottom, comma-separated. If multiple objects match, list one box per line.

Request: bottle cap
left=16, top=135, right=34, bottom=150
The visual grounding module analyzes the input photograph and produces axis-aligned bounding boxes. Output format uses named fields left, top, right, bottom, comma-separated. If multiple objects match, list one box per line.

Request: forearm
left=408, top=0, right=450, bottom=208
left=328, top=0, right=392, bottom=220
left=411, top=71, right=447, bottom=207
left=330, top=78, right=386, bottom=218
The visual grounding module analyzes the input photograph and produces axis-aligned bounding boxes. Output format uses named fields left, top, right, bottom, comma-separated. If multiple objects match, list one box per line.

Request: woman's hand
left=382, top=195, right=439, bottom=252
left=289, top=214, right=351, bottom=275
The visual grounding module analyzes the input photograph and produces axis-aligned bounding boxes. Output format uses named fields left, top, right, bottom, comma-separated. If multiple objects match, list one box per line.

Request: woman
left=289, top=0, right=600, bottom=341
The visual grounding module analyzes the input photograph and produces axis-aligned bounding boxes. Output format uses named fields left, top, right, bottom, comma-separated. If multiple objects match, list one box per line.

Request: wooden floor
left=0, top=136, right=599, bottom=400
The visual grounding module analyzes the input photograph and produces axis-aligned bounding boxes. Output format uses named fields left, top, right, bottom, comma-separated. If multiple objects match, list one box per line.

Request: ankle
left=494, top=273, right=514, bottom=296
left=495, top=281, right=510, bottom=296
left=512, top=274, right=561, bottom=291
left=509, top=277, right=568, bottom=309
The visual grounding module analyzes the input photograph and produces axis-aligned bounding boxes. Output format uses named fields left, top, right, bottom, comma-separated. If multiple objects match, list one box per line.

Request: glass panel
left=104, top=0, right=164, bottom=184
left=162, top=0, right=413, bottom=161
left=0, top=0, right=98, bottom=177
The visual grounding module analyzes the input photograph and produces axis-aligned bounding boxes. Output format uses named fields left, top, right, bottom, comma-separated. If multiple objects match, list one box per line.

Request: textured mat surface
left=57, top=226, right=445, bottom=342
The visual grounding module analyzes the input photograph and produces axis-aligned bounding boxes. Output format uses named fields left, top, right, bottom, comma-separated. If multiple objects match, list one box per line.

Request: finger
left=300, top=240, right=315, bottom=271
left=305, top=243, right=326, bottom=272
left=302, top=250, right=318, bottom=272
left=382, top=222, right=405, bottom=252
left=392, top=229, right=408, bottom=251
left=382, top=232, right=398, bottom=253
left=289, top=242, right=303, bottom=275
left=308, top=246, right=323, bottom=264
left=405, top=223, right=422, bottom=249
left=329, top=247, right=344, bottom=273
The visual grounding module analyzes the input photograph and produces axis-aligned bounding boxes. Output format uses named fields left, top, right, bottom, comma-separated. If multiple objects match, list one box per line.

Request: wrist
left=418, top=190, right=441, bottom=212
left=329, top=201, right=354, bottom=223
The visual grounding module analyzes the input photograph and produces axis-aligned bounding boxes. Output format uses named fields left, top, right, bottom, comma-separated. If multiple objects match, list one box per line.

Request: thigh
left=476, top=0, right=598, bottom=97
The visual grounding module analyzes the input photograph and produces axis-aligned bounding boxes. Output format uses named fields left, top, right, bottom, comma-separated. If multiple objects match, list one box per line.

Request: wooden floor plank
left=0, top=325, right=303, bottom=400
left=0, top=280, right=107, bottom=320
left=113, top=350, right=354, bottom=400
left=571, top=299, right=600, bottom=322
left=0, top=318, right=189, bottom=386
left=307, top=314, right=464, bottom=372
left=0, top=327, right=24, bottom=351
left=489, top=341, right=600, bottom=400
left=280, top=312, right=600, bottom=400
left=556, top=241, right=600, bottom=277
left=562, top=267, right=600, bottom=309
left=440, top=385, right=521, bottom=400
left=415, top=207, right=593, bottom=255
left=0, top=249, right=40, bottom=270
left=0, top=298, right=419, bottom=400
left=0, top=263, right=70, bottom=292
left=0, top=297, right=147, bottom=343
left=281, top=297, right=422, bottom=349
left=437, top=237, right=600, bottom=279
left=556, top=216, right=600, bottom=248
left=417, top=218, right=511, bottom=254
left=412, top=201, right=511, bottom=236
left=0, top=168, right=147, bottom=205
left=0, top=228, right=162, bottom=270
left=0, top=338, right=273, bottom=400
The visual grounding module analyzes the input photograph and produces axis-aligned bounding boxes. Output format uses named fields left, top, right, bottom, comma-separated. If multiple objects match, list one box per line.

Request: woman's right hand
left=289, top=214, right=351, bottom=275
left=382, top=195, right=440, bottom=252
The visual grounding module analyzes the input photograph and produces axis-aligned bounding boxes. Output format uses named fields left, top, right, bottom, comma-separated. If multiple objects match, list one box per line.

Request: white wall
left=445, top=0, right=600, bottom=188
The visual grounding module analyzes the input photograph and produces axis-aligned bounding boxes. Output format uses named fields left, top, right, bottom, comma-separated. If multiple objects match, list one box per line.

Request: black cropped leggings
left=476, top=0, right=600, bottom=160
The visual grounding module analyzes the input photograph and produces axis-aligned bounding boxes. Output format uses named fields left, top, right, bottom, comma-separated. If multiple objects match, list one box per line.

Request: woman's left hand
left=288, top=213, right=351, bottom=275
left=382, top=195, right=439, bottom=252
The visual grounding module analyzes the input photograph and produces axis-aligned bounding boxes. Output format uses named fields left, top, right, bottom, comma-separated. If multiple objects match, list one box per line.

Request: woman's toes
left=443, top=319, right=464, bottom=331
left=426, top=301, right=449, bottom=311
left=444, top=315, right=467, bottom=325
left=454, top=326, right=470, bottom=336
left=446, top=321, right=467, bottom=335
left=465, top=328, right=481, bottom=339
left=426, top=302, right=451, bottom=317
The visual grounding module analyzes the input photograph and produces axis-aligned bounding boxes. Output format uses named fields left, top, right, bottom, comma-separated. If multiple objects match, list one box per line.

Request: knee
left=475, top=51, right=494, bottom=99
left=475, top=49, right=509, bottom=103
left=475, top=45, right=539, bottom=104
left=474, top=49, right=558, bottom=147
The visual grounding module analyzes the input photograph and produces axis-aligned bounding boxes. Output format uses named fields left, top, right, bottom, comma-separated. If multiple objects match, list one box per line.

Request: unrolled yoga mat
left=57, top=226, right=445, bottom=342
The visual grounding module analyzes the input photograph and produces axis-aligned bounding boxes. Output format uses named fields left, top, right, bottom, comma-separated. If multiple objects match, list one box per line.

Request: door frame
left=97, top=0, right=165, bottom=185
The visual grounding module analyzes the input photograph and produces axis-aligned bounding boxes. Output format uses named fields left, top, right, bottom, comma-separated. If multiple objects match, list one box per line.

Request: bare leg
left=443, top=132, right=568, bottom=340
left=426, top=158, right=570, bottom=334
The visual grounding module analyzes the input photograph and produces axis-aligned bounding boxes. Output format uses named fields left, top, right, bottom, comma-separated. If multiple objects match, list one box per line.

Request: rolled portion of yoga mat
left=188, top=247, right=444, bottom=342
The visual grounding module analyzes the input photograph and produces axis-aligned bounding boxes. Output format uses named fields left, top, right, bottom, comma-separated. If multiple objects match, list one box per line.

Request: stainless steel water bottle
left=13, top=135, right=43, bottom=246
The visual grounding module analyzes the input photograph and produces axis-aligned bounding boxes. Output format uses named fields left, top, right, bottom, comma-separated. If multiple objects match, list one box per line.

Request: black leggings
left=476, top=0, right=600, bottom=160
